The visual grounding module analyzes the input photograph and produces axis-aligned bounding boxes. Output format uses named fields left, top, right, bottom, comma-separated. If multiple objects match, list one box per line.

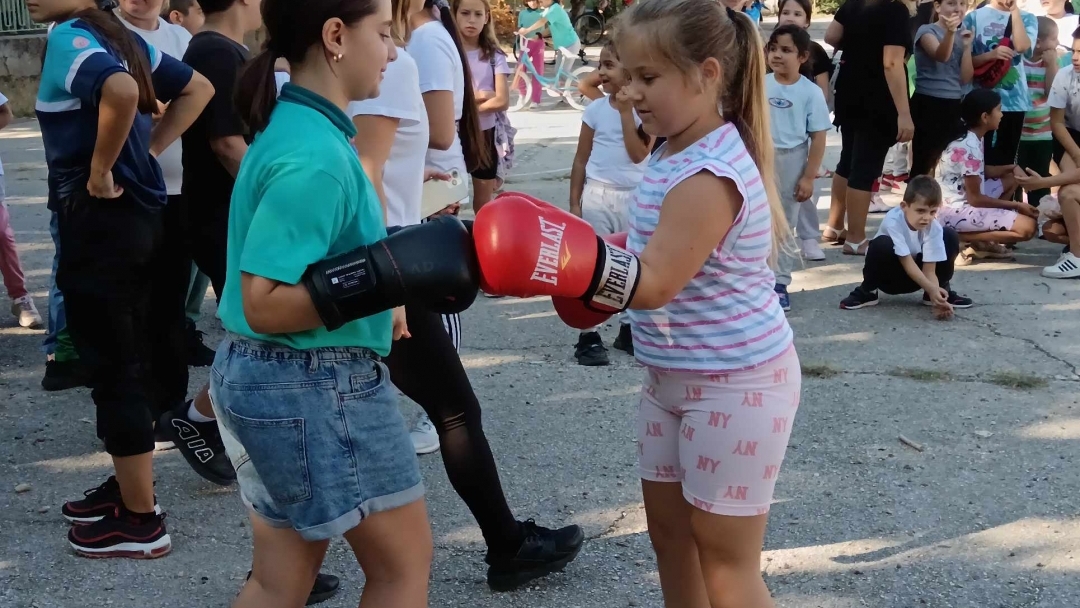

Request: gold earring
left=334, top=53, right=343, bottom=62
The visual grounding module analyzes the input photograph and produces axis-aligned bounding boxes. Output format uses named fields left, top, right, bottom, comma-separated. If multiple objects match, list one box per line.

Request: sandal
left=842, top=238, right=869, bottom=256
left=822, top=227, right=847, bottom=245
left=817, top=168, right=834, bottom=179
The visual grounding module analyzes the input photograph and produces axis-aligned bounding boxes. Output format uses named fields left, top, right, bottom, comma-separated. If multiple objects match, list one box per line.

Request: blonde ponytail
left=722, top=10, right=792, bottom=267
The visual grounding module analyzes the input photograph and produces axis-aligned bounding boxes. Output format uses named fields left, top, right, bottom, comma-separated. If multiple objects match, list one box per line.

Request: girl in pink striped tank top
left=614, top=1, right=801, bottom=605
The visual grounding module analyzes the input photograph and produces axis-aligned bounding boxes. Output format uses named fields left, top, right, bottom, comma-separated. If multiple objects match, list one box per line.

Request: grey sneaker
left=11, top=295, right=43, bottom=329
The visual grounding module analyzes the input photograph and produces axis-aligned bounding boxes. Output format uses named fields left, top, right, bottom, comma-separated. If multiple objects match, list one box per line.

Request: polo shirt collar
left=279, top=83, right=356, bottom=138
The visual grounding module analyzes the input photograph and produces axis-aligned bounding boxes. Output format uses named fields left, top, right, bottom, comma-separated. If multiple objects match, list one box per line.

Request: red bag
left=972, top=16, right=1014, bottom=89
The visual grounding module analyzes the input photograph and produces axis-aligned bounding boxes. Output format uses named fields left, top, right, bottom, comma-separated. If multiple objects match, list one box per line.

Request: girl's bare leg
left=642, top=481, right=710, bottom=608
left=234, top=513, right=329, bottom=608
left=692, top=510, right=774, bottom=608
left=345, top=499, right=432, bottom=608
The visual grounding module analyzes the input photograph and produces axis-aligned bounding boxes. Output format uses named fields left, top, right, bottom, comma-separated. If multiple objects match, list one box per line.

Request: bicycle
left=509, top=35, right=596, bottom=111
left=572, top=0, right=610, bottom=47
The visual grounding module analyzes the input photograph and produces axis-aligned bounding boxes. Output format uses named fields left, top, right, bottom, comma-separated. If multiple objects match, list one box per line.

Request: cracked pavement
left=3, top=47, right=1080, bottom=608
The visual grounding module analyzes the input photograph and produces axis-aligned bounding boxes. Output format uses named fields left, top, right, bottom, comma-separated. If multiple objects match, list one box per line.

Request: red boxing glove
left=474, top=193, right=641, bottom=311
left=552, top=232, right=630, bottom=329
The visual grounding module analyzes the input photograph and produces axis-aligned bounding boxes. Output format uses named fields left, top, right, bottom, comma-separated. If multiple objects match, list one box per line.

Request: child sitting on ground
left=162, top=0, right=204, bottom=35
left=1017, top=16, right=1060, bottom=207
left=568, top=41, right=652, bottom=366
left=841, top=176, right=972, bottom=317
left=936, top=89, right=1039, bottom=265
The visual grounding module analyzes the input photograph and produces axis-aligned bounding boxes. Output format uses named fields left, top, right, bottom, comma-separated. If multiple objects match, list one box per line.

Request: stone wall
left=0, top=34, right=47, bottom=117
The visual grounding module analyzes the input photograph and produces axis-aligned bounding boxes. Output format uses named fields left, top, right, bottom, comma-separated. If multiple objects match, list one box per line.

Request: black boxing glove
left=303, top=215, right=480, bottom=331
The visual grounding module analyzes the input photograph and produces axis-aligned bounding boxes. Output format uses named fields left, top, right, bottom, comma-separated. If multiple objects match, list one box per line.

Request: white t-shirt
left=765, top=73, right=832, bottom=150
left=582, top=97, right=646, bottom=188
left=1048, top=67, right=1080, bottom=131
left=407, top=21, right=467, bottom=177
left=118, top=15, right=192, bottom=196
left=348, top=48, right=430, bottom=227
left=1055, top=14, right=1080, bottom=49
left=874, top=205, right=947, bottom=262
left=0, top=90, right=6, bottom=176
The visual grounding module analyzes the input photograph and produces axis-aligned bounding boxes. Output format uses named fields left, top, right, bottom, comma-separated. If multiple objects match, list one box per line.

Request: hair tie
left=725, top=5, right=738, bottom=21
left=434, top=0, right=450, bottom=9
left=97, top=0, right=119, bottom=9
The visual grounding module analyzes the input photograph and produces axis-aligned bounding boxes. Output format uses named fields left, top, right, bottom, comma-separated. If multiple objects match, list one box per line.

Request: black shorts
left=1052, top=127, right=1080, bottom=167
left=835, top=126, right=895, bottom=191
left=470, top=128, right=499, bottom=181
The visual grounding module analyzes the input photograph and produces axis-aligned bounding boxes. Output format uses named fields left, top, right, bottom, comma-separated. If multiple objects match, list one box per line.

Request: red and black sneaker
left=61, top=476, right=161, bottom=524
left=68, top=506, right=171, bottom=559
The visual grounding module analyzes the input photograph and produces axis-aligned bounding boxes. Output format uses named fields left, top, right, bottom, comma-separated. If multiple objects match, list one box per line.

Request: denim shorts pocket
left=346, top=361, right=384, bottom=398
left=221, top=410, right=312, bottom=506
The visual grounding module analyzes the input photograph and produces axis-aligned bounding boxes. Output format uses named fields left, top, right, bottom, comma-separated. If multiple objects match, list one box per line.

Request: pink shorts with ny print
left=638, top=345, right=801, bottom=516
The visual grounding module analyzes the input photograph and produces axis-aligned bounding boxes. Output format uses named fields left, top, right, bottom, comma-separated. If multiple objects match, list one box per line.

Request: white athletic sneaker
left=11, top=295, right=43, bottom=329
left=1042, top=252, right=1080, bottom=279
left=410, top=414, right=440, bottom=455
left=868, top=194, right=890, bottom=214
left=800, top=239, right=826, bottom=261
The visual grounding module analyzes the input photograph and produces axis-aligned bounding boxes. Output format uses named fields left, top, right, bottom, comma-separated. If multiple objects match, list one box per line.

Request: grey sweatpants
left=775, top=142, right=810, bottom=287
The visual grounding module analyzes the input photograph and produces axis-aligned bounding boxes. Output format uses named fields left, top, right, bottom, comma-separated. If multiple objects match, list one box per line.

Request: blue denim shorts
left=209, top=336, right=423, bottom=541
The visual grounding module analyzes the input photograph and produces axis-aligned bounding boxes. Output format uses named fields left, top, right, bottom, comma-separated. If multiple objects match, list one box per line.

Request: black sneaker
left=840, top=287, right=879, bottom=310
left=922, top=290, right=974, bottom=309
left=41, top=359, right=91, bottom=392
left=62, top=476, right=161, bottom=524
left=68, top=506, right=171, bottom=559
left=486, top=520, right=585, bottom=592
left=575, top=331, right=609, bottom=366
left=185, top=319, right=217, bottom=367
left=159, top=402, right=237, bottom=486
left=244, top=571, right=340, bottom=605
left=612, top=323, right=634, bottom=356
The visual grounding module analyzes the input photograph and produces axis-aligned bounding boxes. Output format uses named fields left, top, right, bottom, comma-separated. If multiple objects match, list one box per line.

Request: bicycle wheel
left=573, top=13, right=605, bottom=46
left=509, top=70, right=534, bottom=112
left=564, top=66, right=597, bottom=111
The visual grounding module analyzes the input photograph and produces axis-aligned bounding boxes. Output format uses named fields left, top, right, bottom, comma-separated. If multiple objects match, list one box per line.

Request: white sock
left=187, top=400, right=215, bottom=423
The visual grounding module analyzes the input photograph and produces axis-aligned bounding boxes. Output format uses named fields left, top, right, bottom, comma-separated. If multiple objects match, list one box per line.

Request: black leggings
left=860, top=228, right=961, bottom=295
left=983, top=111, right=1025, bottom=167
left=384, top=301, right=521, bottom=552
left=910, top=93, right=962, bottom=178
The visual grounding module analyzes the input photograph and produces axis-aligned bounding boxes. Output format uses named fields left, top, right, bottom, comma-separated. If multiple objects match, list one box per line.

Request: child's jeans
left=775, top=143, right=809, bottom=287
left=859, top=228, right=960, bottom=295
left=0, top=177, right=29, bottom=301
left=519, top=36, right=545, bottom=104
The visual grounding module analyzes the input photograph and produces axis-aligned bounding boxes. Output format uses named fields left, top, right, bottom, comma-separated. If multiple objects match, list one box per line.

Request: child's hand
left=88, top=170, right=123, bottom=199
left=614, top=89, right=635, bottom=113
left=794, top=176, right=814, bottom=202
left=960, top=29, right=974, bottom=47
left=932, top=302, right=954, bottom=320
left=569, top=201, right=583, bottom=218
left=990, top=45, right=1016, bottom=61
left=391, top=306, right=411, bottom=341
left=941, top=14, right=961, bottom=31
left=1015, top=202, right=1040, bottom=219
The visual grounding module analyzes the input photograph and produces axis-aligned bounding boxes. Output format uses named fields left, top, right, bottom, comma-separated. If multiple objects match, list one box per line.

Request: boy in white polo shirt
left=841, top=176, right=973, bottom=316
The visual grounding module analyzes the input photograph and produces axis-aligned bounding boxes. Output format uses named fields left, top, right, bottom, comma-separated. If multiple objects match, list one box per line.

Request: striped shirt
left=1022, top=58, right=1052, bottom=142
left=625, top=124, right=793, bottom=373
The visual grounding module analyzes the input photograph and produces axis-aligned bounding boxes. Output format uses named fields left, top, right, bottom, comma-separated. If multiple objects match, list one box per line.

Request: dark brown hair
left=235, top=0, right=382, bottom=134
left=427, top=0, right=490, bottom=172
left=162, top=0, right=200, bottom=16
left=903, top=175, right=942, bottom=208
left=74, top=6, right=157, bottom=114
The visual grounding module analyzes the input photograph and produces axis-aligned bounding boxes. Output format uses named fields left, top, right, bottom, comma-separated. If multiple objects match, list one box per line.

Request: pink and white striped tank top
left=626, top=123, right=793, bottom=373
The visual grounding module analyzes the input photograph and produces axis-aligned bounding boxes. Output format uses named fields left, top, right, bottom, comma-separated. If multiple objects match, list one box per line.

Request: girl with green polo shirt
left=518, top=0, right=581, bottom=89
left=211, top=0, right=432, bottom=605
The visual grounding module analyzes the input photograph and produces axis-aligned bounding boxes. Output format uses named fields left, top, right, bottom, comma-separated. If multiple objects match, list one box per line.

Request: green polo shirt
left=219, top=84, right=392, bottom=354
